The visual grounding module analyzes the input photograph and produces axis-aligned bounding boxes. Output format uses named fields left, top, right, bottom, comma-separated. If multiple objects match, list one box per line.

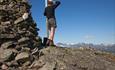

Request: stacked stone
left=0, top=0, right=42, bottom=69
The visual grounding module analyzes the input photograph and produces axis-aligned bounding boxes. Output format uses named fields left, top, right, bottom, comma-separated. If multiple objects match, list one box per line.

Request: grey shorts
left=47, top=18, right=57, bottom=30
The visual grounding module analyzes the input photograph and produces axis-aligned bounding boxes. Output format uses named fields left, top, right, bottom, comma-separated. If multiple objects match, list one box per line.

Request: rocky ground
left=0, top=0, right=115, bottom=70
left=1, top=46, right=115, bottom=70
left=28, top=47, right=115, bottom=70
left=1, top=47, right=115, bottom=70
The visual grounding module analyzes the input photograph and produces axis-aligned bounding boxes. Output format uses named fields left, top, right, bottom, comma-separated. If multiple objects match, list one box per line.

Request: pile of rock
left=0, top=0, right=42, bottom=69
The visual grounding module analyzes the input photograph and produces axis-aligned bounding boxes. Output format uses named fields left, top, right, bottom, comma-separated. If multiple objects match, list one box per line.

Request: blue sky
left=30, top=0, right=115, bottom=44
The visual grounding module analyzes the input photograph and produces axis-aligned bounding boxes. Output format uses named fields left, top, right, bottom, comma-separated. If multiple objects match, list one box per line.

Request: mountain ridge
left=57, top=43, right=115, bottom=54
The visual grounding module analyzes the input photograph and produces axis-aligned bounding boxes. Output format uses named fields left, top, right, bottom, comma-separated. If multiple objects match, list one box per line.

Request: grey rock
left=0, top=34, right=16, bottom=39
left=22, top=0, right=28, bottom=3
left=14, top=17, right=24, bottom=24
left=22, top=61, right=31, bottom=67
left=0, top=0, right=4, bottom=3
left=18, top=29, right=26, bottom=34
left=18, top=43, right=29, bottom=47
left=34, top=47, right=115, bottom=70
left=1, top=21, right=11, bottom=26
left=7, top=60, right=19, bottom=67
left=29, top=60, right=45, bottom=69
left=26, top=30, right=35, bottom=36
left=0, top=5, right=6, bottom=10
left=36, top=61, right=57, bottom=70
left=18, top=37, right=30, bottom=44
left=1, top=41, right=16, bottom=49
left=21, top=47, right=30, bottom=52
left=15, top=52, right=30, bottom=63
left=0, top=49, right=14, bottom=62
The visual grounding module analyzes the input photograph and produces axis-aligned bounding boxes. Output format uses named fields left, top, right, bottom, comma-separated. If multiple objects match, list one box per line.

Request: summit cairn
left=0, top=0, right=42, bottom=69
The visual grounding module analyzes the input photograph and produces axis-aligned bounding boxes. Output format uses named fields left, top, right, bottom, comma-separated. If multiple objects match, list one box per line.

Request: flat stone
left=7, top=60, right=19, bottom=67
left=30, top=60, right=45, bottom=69
left=0, top=5, right=12, bottom=11
left=0, top=49, right=14, bottom=62
left=21, top=47, right=30, bottom=52
left=15, top=52, right=30, bottom=63
left=18, top=37, right=30, bottom=43
left=26, top=30, right=35, bottom=36
left=22, top=61, right=31, bottom=67
left=18, top=29, right=26, bottom=34
left=22, top=0, right=28, bottom=3
left=1, top=41, right=15, bottom=49
left=0, top=34, right=16, bottom=39
left=14, top=17, right=24, bottom=24
left=0, top=0, right=3, bottom=2
left=1, top=21, right=11, bottom=26
left=18, top=43, right=32, bottom=49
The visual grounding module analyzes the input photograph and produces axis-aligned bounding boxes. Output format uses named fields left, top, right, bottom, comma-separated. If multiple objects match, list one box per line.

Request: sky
left=29, top=0, right=115, bottom=44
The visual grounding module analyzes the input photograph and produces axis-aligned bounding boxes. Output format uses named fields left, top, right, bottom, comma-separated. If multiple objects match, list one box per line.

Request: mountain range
left=57, top=43, right=115, bottom=53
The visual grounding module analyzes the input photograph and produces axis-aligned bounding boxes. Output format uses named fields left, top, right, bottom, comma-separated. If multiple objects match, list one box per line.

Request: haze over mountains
left=57, top=43, right=115, bottom=53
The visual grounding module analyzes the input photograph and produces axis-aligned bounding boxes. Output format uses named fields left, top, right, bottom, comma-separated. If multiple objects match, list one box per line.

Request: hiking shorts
left=47, top=18, right=57, bottom=30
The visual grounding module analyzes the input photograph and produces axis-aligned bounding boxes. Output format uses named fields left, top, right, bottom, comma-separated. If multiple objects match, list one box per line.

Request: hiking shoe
left=46, top=39, right=50, bottom=46
left=43, top=37, right=48, bottom=46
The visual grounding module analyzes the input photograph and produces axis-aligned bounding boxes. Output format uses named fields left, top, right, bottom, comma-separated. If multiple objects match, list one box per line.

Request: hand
left=49, top=0, right=53, bottom=1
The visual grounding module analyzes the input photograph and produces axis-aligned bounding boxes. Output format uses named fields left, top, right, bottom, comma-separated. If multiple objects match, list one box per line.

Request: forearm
left=54, top=1, right=61, bottom=9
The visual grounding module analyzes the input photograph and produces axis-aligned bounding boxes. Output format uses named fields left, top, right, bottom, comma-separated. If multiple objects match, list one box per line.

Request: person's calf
left=49, top=27, right=55, bottom=40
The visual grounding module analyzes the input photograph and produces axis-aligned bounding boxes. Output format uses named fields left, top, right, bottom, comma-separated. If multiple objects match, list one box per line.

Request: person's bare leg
left=48, top=30, right=51, bottom=39
left=46, top=30, right=50, bottom=46
left=48, top=27, right=56, bottom=46
left=49, top=27, right=55, bottom=41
